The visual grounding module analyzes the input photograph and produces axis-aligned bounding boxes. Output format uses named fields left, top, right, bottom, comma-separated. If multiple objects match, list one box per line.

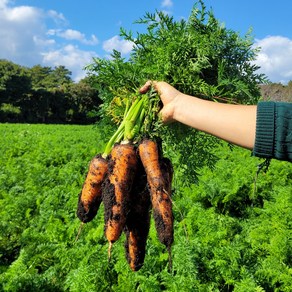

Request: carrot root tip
left=74, top=222, right=84, bottom=242
left=108, top=242, right=113, bottom=261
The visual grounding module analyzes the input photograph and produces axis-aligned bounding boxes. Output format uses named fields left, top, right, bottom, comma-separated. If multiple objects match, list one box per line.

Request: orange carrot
left=124, top=160, right=151, bottom=271
left=103, top=143, right=138, bottom=246
left=138, top=138, right=174, bottom=249
left=77, top=154, right=108, bottom=223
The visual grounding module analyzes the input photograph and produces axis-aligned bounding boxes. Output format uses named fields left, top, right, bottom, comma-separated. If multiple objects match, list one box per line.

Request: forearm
left=173, top=94, right=257, bottom=149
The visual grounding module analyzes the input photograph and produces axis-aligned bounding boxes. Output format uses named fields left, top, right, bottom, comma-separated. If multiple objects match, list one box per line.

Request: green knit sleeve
left=253, top=101, right=292, bottom=162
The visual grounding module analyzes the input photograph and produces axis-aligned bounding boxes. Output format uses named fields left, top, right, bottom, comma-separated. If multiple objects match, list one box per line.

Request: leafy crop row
left=0, top=123, right=291, bottom=291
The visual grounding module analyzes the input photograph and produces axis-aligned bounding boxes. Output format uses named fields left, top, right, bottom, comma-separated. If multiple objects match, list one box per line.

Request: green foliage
left=86, top=1, right=267, bottom=183
left=130, top=1, right=265, bottom=102
left=0, top=124, right=291, bottom=291
left=87, top=1, right=266, bottom=103
left=0, top=103, right=22, bottom=122
left=180, top=144, right=292, bottom=291
left=29, top=65, right=71, bottom=91
left=0, top=59, right=31, bottom=106
left=0, top=123, right=104, bottom=290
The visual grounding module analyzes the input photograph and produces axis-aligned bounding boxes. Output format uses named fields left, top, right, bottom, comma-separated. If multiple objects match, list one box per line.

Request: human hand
left=139, top=80, right=181, bottom=123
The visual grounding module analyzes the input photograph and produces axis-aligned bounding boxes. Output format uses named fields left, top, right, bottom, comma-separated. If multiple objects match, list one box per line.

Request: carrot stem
left=102, top=89, right=156, bottom=155
left=103, top=122, right=125, bottom=157
left=124, top=97, right=145, bottom=141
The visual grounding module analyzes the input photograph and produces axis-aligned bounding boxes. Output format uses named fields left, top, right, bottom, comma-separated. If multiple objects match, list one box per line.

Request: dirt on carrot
left=153, top=157, right=174, bottom=249
left=124, top=159, right=151, bottom=271
left=77, top=154, right=108, bottom=223
left=103, top=143, right=138, bottom=245
left=138, top=138, right=174, bottom=250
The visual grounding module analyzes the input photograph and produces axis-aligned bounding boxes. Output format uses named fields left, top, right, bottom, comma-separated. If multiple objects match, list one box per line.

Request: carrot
left=103, top=143, right=138, bottom=247
left=77, top=154, right=108, bottom=223
left=138, top=138, right=174, bottom=249
left=160, top=157, right=173, bottom=200
left=159, top=156, right=174, bottom=271
left=124, top=160, right=151, bottom=271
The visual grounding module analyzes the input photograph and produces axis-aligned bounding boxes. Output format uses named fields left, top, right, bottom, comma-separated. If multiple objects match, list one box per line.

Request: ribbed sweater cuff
left=253, top=102, right=275, bottom=158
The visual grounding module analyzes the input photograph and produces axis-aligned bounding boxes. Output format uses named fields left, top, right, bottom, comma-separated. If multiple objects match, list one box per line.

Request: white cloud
left=0, top=2, right=45, bottom=64
left=161, top=0, right=173, bottom=8
left=253, top=36, right=292, bottom=84
left=42, top=45, right=98, bottom=82
left=6, top=5, right=42, bottom=22
left=102, top=35, right=133, bottom=55
left=0, top=1, right=99, bottom=81
left=160, top=0, right=173, bottom=16
left=0, top=0, right=9, bottom=9
left=47, top=9, right=67, bottom=25
left=47, top=29, right=98, bottom=45
left=33, top=36, right=56, bottom=47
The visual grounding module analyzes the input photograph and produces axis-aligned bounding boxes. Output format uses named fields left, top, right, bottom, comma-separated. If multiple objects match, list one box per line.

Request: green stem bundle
left=102, top=91, right=157, bottom=157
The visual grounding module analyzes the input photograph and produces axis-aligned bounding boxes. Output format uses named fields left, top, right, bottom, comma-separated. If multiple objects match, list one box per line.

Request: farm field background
left=0, top=123, right=291, bottom=291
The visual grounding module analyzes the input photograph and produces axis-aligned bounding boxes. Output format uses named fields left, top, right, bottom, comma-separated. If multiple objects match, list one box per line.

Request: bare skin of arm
left=140, top=81, right=257, bottom=150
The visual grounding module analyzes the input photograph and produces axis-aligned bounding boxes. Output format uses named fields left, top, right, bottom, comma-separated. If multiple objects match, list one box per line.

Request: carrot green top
left=253, top=101, right=292, bottom=162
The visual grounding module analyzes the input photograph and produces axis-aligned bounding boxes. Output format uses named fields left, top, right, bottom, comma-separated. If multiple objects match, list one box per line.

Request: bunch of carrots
left=76, top=85, right=174, bottom=272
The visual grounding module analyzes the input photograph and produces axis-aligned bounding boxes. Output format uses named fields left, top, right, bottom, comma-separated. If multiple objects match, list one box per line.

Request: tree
left=51, top=65, right=72, bottom=88
left=29, top=65, right=53, bottom=90
left=0, top=59, right=31, bottom=106
left=67, top=77, right=101, bottom=124
left=0, top=60, right=100, bottom=123
left=30, top=65, right=72, bottom=90
left=27, top=65, right=73, bottom=123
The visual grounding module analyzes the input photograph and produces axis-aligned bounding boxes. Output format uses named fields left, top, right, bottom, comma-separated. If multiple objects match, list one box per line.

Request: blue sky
left=1, top=0, right=292, bottom=83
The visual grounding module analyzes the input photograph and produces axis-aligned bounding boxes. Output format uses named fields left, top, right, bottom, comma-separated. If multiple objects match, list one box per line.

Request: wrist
left=172, top=93, right=196, bottom=123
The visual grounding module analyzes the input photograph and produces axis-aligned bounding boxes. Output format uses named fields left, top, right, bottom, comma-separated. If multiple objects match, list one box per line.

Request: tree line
left=0, top=59, right=101, bottom=124
left=1, top=59, right=291, bottom=125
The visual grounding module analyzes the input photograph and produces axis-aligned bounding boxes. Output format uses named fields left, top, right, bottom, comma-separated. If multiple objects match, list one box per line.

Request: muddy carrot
left=103, top=143, right=138, bottom=249
left=124, top=160, right=151, bottom=271
left=138, top=138, right=174, bottom=249
left=77, top=154, right=108, bottom=223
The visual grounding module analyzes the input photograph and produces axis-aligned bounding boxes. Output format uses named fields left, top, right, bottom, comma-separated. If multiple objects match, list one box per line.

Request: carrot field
left=1, top=123, right=291, bottom=291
